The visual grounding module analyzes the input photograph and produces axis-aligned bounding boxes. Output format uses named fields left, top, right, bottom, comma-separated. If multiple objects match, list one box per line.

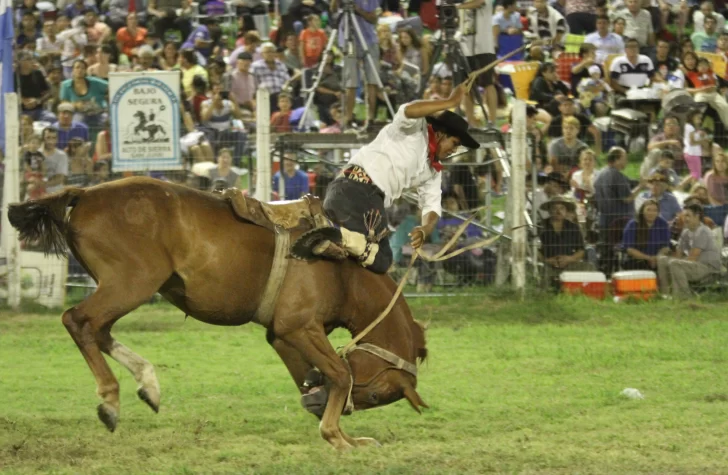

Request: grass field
left=2, top=293, right=728, bottom=474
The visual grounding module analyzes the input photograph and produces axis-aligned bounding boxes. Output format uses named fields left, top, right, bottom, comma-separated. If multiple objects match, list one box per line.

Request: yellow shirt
left=182, top=64, right=208, bottom=97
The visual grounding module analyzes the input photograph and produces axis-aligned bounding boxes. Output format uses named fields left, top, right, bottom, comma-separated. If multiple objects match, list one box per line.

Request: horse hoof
left=353, top=437, right=381, bottom=448
left=97, top=403, right=118, bottom=432
left=137, top=387, right=160, bottom=413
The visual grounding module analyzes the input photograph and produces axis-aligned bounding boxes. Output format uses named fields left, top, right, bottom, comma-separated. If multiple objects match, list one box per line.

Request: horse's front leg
left=280, top=322, right=377, bottom=450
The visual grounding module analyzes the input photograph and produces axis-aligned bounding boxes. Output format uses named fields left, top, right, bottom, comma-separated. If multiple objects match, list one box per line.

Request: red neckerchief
left=427, top=124, right=442, bottom=172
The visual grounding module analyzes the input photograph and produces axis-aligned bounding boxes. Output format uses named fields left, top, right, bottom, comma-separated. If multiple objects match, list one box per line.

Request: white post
left=510, top=100, right=527, bottom=293
left=2, top=93, right=22, bottom=309
left=255, top=87, right=271, bottom=202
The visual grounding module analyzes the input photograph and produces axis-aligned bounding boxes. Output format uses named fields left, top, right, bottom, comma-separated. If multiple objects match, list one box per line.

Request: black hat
left=425, top=110, right=480, bottom=149
left=544, top=171, right=570, bottom=190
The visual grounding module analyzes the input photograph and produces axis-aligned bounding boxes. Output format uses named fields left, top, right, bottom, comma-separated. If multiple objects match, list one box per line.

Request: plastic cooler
left=559, top=272, right=607, bottom=299
left=612, top=270, right=658, bottom=300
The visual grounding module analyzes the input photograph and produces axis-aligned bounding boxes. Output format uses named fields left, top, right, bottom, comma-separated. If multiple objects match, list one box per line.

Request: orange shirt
left=299, top=28, right=327, bottom=68
left=116, top=27, right=148, bottom=57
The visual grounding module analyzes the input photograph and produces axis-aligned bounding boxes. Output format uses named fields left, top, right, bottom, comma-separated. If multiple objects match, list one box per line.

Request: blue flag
left=0, top=0, right=14, bottom=154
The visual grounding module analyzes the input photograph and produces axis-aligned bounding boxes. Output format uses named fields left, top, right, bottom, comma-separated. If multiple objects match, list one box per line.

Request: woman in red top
left=116, top=12, right=147, bottom=58
left=683, top=53, right=728, bottom=128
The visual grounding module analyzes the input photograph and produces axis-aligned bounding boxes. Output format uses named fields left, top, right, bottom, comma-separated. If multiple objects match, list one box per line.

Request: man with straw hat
left=291, top=84, right=480, bottom=274
left=539, top=195, right=596, bottom=287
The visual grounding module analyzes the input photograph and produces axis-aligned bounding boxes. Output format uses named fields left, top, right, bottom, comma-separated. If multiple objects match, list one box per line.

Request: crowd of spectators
left=9, top=0, right=728, bottom=297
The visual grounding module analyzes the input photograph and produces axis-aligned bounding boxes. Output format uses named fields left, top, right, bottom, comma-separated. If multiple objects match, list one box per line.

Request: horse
left=7, top=177, right=429, bottom=450
left=133, top=111, right=166, bottom=141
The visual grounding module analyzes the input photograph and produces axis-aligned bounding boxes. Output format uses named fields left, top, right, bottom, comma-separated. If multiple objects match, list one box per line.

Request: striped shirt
left=614, top=9, right=653, bottom=46
left=201, top=99, right=233, bottom=131
left=610, top=54, right=655, bottom=88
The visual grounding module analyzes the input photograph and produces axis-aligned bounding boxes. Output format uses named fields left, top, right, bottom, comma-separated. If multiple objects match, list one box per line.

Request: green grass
left=2, top=295, right=728, bottom=473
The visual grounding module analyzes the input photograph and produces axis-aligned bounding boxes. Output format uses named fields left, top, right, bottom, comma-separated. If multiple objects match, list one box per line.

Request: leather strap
left=254, top=227, right=290, bottom=326
left=348, top=343, right=418, bottom=377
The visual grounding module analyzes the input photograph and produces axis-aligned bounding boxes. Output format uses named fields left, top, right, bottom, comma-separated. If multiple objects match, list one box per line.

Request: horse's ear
left=403, top=384, right=429, bottom=414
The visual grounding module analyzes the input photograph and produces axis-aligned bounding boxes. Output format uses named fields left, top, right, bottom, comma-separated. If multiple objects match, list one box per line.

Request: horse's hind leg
left=97, top=332, right=161, bottom=414
left=62, top=285, right=159, bottom=432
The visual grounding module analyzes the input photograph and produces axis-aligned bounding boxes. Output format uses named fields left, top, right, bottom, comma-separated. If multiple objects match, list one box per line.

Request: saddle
left=221, top=188, right=331, bottom=233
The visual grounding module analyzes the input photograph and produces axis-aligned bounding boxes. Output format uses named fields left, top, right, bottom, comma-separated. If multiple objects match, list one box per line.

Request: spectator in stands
left=704, top=150, right=728, bottom=205
left=83, top=9, right=111, bottom=45
left=564, top=0, right=596, bottom=34
left=671, top=194, right=718, bottom=238
left=609, top=38, right=655, bottom=96
left=692, top=15, right=719, bottom=52
left=634, top=172, right=682, bottom=223
left=93, top=119, right=112, bottom=163
left=614, top=0, right=655, bottom=51
left=281, top=34, right=303, bottom=72
left=57, top=17, right=87, bottom=78
left=529, top=63, right=569, bottom=113
left=377, top=24, right=402, bottom=71
left=657, top=203, right=722, bottom=298
left=180, top=48, right=208, bottom=97
left=270, top=92, right=293, bottom=133
left=539, top=195, right=595, bottom=287
left=571, top=148, right=599, bottom=200
left=314, top=51, right=343, bottom=126
left=59, top=59, right=108, bottom=141
left=594, top=146, right=644, bottom=271
left=52, top=102, right=90, bottom=151
left=647, top=150, right=683, bottom=189
left=66, top=137, right=93, bottom=187
left=398, top=27, right=427, bottom=74
left=548, top=116, right=589, bottom=176
left=330, top=0, right=380, bottom=129
left=17, top=10, right=39, bottom=47
left=643, top=115, right=684, bottom=177
left=88, top=159, right=110, bottom=186
left=148, top=0, right=192, bottom=44
left=683, top=108, right=712, bottom=180
left=299, top=15, right=327, bottom=69
left=251, top=42, right=291, bottom=113
left=585, top=14, right=625, bottom=65
left=64, top=0, right=96, bottom=20
left=134, top=45, right=159, bottom=71
left=182, top=17, right=221, bottom=63
left=528, top=0, right=567, bottom=47
left=41, top=127, right=69, bottom=194
left=533, top=172, right=571, bottom=221
left=108, top=0, right=147, bottom=31
left=88, top=44, right=118, bottom=80
left=685, top=56, right=728, bottom=130
left=15, top=51, right=56, bottom=122
left=320, top=102, right=343, bottom=133
left=160, top=41, right=180, bottom=70
left=208, top=148, right=240, bottom=189
left=116, top=13, right=148, bottom=59
left=693, top=0, right=725, bottom=34
left=229, top=52, right=257, bottom=115
left=229, top=31, right=263, bottom=66
left=612, top=16, right=627, bottom=41
left=200, top=83, right=247, bottom=163
left=651, top=39, right=679, bottom=79
left=493, top=0, right=522, bottom=37
left=22, top=134, right=46, bottom=200
left=548, top=98, right=602, bottom=154
left=621, top=198, right=671, bottom=270
left=273, top=155, right=310, bottom=200
left=36, top=19, right=63, bottom=60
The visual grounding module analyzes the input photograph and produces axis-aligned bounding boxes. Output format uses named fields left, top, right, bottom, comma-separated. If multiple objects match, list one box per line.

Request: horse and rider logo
left=122, top=109, right=170, bottom=144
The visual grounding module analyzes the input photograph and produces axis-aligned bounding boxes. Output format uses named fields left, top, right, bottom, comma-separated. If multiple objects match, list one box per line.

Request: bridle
left=341, top=343, right=418, bottom=387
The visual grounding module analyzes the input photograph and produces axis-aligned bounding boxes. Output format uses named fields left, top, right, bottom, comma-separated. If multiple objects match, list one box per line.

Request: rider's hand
left=409, top=226, right=427, bottom=249
left=448, top=83, right=467, bottom=108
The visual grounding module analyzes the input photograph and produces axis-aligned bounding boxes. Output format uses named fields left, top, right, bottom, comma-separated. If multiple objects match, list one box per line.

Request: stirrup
left=290, top=227, right=346, bottom=261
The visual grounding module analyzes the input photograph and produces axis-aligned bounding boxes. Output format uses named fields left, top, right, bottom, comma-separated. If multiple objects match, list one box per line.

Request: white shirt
left=36, top=35, right=64, bottom=54
left=584, top=31, right=625, bottom=65
left=459, top=0, right=495, bottom=56
left=684, top=123, right=703, bottom=156
left=610, top=54, right=654, bottom=88
left=693, top=10, right=726, bottom=34
left=349, top=105, right=443, bottom=217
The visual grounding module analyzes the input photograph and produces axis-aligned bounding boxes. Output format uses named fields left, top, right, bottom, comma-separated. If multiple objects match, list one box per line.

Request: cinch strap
left=255, top=227, right=290, bottom=326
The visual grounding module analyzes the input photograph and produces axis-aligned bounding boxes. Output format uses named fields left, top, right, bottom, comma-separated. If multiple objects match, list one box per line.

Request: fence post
left=2, top=93, right=22, bottom=308
left=510, top=100, right=527, bottom=294
left=255, top=87, right=271, bottom=202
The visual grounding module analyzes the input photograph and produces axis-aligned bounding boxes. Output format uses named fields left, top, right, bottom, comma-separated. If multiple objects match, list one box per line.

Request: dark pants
left=566, top=12, right=596, bottom=35
left=323, top=177, right=393, bottom=274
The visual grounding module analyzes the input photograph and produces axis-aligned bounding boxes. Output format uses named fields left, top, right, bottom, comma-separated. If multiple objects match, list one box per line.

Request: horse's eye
left=368, top=392, right=379, bottom=404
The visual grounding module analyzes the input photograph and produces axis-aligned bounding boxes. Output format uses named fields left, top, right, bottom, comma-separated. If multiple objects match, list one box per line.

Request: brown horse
left=8, top=176, right=428, bottom=450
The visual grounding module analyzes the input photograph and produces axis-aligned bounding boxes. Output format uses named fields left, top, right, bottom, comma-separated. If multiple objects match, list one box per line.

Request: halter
left=342, top=343, right=418, bottom=381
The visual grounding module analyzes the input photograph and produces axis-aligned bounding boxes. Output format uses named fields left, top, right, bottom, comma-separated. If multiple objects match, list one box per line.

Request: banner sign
left=0, top=251, right=67, bottom=308
left=109, top=71, right=182, bottom=171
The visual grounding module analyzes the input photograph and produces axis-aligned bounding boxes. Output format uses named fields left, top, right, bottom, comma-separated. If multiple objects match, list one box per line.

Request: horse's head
left=345, top=318, right=429, bottom=413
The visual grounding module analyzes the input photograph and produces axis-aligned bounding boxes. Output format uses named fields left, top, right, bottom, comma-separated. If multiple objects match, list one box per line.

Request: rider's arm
left=457, top=0, right=484, bottom=10
left=404, top=84, right=465, bottom=119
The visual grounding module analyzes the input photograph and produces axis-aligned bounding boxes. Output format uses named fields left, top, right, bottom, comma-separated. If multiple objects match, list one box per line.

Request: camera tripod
left=420, top=25, right=489, bottom=122
left=299, top=1, right=395, bottom=129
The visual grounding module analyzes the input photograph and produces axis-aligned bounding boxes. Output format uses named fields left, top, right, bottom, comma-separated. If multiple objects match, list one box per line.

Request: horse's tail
left=8, top=187, right=86, bottom=258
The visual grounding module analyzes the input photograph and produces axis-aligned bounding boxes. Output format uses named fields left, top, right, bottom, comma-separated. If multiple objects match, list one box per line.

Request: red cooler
left=559, top=271, right=607, bottom=299
left=612, top=270, right=658, bottom=300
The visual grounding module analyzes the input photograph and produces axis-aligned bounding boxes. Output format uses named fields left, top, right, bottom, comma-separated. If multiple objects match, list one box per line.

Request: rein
left=337, top=214, right=502, bottom=368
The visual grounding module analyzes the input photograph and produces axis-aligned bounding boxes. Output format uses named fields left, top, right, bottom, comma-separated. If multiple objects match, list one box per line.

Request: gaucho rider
left=296, top=84, right=480, bottom=272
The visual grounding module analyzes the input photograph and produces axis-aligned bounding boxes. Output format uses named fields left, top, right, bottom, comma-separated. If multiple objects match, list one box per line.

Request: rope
left=337, top=214, right=502, bottom=357
left=463, top=39, right=543, bottom=94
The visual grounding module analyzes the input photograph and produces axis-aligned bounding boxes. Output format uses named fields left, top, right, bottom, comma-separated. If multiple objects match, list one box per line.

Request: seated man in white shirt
left=585, top=14, right=625, bottom=65
left=609, top=38, right=655, bottom=95
left=291, top=84, right=480, bottom=274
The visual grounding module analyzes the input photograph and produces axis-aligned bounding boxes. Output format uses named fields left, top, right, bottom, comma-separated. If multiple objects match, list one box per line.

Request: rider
left=296, top=84, right=480, bottom=274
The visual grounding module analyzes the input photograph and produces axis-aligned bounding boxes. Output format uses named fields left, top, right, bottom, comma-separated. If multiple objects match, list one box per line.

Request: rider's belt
left=342, top=165, right=373, bottom=185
